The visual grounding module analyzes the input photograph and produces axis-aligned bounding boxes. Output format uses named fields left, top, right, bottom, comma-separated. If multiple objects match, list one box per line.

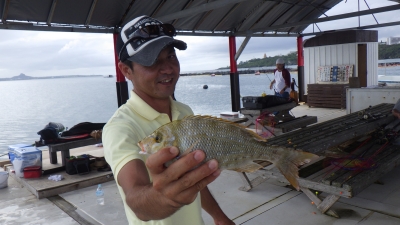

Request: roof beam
left=212, top=3, right=241, bottom=31
left=239, top=4, right=400, bottom=35
left=287, top=0, right=329, bottom=33
left=193, top=10, right=213, bottom=30
left=172, top=0, right=194, bottom=26
left=302, top=21, right=400, bottom=36
left=238, top=1, right=277, bottom=31
left=150, top=0, right=167, bottom=17
left=47, top=0, right=58, bottom=26
left=0, top=23, right=114, bottom=33
left=155, top=0, right=247, bottom=23
left=0, top=22, right=298, bottom=36
left=85, top=0, right=98, bottom=27
left=176, top=31, right=297, bottom=37
left=261, top=0, right=299, bottom=30
left=1, top=0, right=10, bottom=23
left=235, top=36, right=251, bottom=61
left=117, top=0, right=137, bottom=28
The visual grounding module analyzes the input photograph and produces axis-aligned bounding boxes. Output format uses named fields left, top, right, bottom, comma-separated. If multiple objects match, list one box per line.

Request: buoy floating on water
left=203, top=85, right=208, bottom=89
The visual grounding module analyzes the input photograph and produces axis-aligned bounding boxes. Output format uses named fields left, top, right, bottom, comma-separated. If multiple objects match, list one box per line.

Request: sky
left=0, top=1, right=399, bottom=78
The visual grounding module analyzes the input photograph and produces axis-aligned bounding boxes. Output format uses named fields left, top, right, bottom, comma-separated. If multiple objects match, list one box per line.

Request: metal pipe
left=297, top=36, right=305, bottom=102
left=113, top=33, right=129, bottom=107
left=229, top=36, right=240, bottom=112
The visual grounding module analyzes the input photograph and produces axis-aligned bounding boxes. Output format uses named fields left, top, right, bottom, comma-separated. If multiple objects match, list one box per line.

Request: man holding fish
left=102, top=15, right=234, bottom=225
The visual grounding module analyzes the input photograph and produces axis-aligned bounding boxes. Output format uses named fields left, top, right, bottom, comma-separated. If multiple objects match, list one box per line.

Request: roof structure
left=2, top=0, right=398, bottom=38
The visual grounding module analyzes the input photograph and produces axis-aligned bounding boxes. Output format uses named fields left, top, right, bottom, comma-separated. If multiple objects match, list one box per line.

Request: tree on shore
left=220, top=43, right=400, bottom=69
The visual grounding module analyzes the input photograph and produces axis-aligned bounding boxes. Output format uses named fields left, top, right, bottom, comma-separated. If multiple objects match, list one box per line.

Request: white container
left=220, top=111, right=239, bottom=119
left=8, top=143, right=32, bottom=163
left=12, top=147, right=42, bottom=178
left=0, top=171, right=8, bottom=188
left=346, top=87, right=400, bottom=114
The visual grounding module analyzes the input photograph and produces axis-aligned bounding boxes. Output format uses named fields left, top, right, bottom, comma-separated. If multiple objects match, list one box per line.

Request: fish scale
left=139, top=115, right=318, bottom=190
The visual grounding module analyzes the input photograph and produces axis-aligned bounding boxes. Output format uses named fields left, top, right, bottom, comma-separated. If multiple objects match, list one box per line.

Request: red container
left=23, top=166, right=42, bottom=178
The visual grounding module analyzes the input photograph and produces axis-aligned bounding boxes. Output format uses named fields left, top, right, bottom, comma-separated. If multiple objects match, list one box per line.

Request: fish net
left=255, top=111, right=277, bottom=138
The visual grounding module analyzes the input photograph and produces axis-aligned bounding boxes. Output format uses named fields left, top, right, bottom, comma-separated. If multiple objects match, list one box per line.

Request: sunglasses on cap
left=118, top=24, right=176, bottom=61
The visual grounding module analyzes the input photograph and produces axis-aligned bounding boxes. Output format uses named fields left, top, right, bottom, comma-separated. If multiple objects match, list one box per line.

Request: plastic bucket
left=0, top=171, right=9, bottom=188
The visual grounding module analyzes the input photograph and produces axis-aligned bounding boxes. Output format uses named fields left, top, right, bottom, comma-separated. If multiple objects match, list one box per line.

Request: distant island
left=0, top=73, right=107, bottom=81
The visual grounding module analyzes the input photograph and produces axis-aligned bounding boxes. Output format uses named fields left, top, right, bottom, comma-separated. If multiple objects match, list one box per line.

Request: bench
left=237, top=103, right=398, bottom=217
left=240, top=102, right=317, bottom=133
left=46, top=138, right=101, bottom=166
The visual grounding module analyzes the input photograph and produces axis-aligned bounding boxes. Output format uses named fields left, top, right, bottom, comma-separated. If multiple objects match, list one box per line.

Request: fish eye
left=155, top=134, right=162, bottom=143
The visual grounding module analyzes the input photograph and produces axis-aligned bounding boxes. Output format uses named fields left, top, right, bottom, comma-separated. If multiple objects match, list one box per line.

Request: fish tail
left=274, top=148, right=318, bottom=191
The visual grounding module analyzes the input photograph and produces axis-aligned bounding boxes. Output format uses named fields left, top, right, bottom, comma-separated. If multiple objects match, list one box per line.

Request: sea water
left=0, top=67, right=398, bottom=158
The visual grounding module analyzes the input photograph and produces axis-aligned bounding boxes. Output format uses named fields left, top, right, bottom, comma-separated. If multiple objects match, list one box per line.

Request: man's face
left=125, top=46, right=180, bottom=101
left=276, top=63, right=284, bottom=71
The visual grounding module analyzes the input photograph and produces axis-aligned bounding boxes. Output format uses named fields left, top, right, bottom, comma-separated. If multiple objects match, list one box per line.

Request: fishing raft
left=238, top=103, right=400, bottom=218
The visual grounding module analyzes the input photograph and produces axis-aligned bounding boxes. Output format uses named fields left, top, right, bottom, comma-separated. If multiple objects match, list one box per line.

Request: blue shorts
left=275, top=91, right=289, bottom=99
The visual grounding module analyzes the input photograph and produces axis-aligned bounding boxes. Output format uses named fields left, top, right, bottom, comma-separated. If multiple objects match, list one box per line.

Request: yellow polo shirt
left=103, top=91, right=204, bottom=225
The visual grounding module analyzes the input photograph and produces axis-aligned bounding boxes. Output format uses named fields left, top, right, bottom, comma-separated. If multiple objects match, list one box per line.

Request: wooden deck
left=3, top=143, right=113, bottom=199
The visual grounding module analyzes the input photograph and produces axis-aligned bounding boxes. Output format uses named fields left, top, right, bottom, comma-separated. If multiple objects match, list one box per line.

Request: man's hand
left=146, top=146, right=220, bottom=209
left=214, top=219, right=236, bottom=225
left=119, top=146, right=220, bottom=221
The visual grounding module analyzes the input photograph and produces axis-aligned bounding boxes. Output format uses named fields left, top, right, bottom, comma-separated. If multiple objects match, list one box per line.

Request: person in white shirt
left=269, top=58, right=291, bottom=98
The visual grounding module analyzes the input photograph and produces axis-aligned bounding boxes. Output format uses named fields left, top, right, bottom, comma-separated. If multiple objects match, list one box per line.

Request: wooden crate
left=307, top=83, right=348, bottom=109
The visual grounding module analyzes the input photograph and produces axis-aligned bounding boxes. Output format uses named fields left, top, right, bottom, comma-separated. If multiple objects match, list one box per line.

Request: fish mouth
left=137, top=142, right=148, bottom=155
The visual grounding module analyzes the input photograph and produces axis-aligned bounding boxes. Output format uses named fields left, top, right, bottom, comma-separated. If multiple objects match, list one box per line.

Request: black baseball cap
left=117, top=15, right=187, bottom=66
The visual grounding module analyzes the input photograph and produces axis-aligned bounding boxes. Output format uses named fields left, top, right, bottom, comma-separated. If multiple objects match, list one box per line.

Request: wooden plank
left=307, top=84, right=348, bottom=109
left=240, top=102, right=297, bottom=114
left=301, top=187, right=339, bottom=218
left=0, top=160, right=11, bottom=167
left=317, top=194, right=341, bottom=214
left=331, top=143, right=398, bottom=188
left=275, top=116, right=317, bottom=133
left=344, top=145, right=400, bottom=195
left=297, top=115, right=395, bottom=154
left=259, top=168, right=352, bottom=198
left=48, top=138, right=101, bottom=153
left=320, top=141, right=377, bottom=185
left=298, top=157, right=330, bottom=178
left=9, top=169, right=114, bottom=199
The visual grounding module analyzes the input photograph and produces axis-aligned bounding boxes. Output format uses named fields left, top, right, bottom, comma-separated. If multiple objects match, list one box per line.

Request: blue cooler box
left=12, top=147, right=42, bottom=178
left=8, top=144, right=32, bottom=162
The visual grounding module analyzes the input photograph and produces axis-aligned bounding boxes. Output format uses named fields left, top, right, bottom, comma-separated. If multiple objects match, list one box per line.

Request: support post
left=229, top=36, right=240, bottom=112
left=113, top=32, right=129, bottom=107
left=297, top=36, right=305, bottom=102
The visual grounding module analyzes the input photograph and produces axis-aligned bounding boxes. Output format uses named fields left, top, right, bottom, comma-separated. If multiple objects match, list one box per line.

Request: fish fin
left=273, top=147, right=319, bottom=191
left=180, top=139, right=200, bottom=158
left=230, top=162, right=264, bottom=173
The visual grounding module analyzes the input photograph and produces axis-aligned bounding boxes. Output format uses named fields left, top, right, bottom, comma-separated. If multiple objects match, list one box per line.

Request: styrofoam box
left=12, top=147, right=42, bottom=178
left=8, top=144, right=32, bottom=162
left=220, top=111, right=239, bottom=119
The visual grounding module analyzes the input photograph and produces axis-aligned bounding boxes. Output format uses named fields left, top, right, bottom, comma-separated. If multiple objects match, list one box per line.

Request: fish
left=138, top=115, right=318, bottom=190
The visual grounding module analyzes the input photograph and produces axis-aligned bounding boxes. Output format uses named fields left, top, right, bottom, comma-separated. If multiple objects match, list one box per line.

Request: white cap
left=276, top=58, right=285, bottom=64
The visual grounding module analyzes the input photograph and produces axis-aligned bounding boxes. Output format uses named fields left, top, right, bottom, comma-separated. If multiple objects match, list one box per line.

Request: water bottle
left=96, top=184, right=104, bottom=205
